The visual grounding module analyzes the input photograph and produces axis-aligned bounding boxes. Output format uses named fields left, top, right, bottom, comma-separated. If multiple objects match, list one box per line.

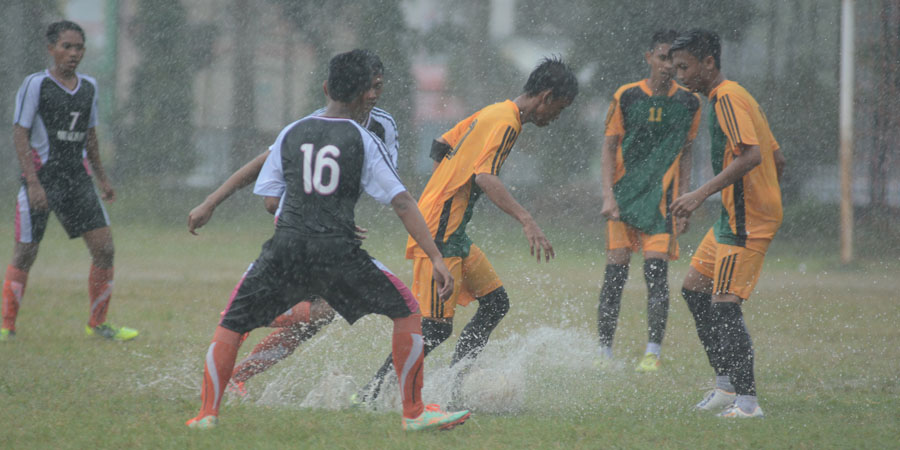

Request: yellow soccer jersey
left=406, top=100, right=522, bottom=259
left=708, top=80, right=782, bottom=251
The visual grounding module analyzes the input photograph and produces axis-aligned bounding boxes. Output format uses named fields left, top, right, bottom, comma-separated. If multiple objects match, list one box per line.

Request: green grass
left=0, top=201, right=898, bottom=449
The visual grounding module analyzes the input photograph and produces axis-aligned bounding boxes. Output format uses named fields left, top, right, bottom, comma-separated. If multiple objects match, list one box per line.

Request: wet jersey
left=406, top=100, right=522, bottom=259
left=708, top=80, right=782, bottom=251
left=13, top=70, right=98, bottom=184
left=605, top=79, right=701, bottom=234
left=254, top=116, right=405, bottom=239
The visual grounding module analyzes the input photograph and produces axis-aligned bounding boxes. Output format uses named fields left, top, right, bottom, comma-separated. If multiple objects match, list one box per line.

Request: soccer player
left=1, top=21, right=137, bottom=342
left=669, top=29, right=786, bottom=418
left=356, top=57, right=578, bottom=406
left=597, top=30, right=700, bottom=372
left=186, top=50, right=470, bottom=431
left=187, top=51, right=397, bottom=394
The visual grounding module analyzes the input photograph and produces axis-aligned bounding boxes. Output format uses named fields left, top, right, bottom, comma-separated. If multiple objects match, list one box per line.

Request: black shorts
left=219, top=233, right=415, bottom=333
left=15, top=172, right=109, bottom=243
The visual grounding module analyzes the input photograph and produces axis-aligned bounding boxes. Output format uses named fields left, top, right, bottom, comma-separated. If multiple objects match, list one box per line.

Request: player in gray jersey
left=187, top=52, right=402, bottom=395
left=1, top=20, right=137, bottom=342
left=187, top=50, right=469, bottom=431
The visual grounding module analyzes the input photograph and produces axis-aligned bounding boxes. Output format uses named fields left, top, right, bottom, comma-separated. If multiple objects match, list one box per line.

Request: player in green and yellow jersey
left=598, top=30, right=701, bottom=372
left=669, top=29, right=786, bottom=418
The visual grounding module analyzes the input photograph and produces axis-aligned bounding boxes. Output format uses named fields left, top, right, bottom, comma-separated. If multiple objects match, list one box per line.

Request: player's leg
left=635, top=233, right=672, bottom=372
left=188, top=253, right=295, bottom=428
left=356, top=256, right=461, bottom=405
left=597, top=220, right=634, bottom=358
left=2, top=187, right=48, bottom=339
left=683, top=229, right=733, bottom=410
left=450, top=246, right=506, bottom=367
left=711, top=245, right=768, bottom=418
left=231, top=299, right=335, bottom=387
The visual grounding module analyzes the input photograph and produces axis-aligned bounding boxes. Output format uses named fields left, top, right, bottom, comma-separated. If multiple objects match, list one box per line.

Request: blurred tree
left=0, top=0, right=57, bottom=182
left=117, top=0, right=196, bottom=178
left=230, top=0, right=258, bottom=171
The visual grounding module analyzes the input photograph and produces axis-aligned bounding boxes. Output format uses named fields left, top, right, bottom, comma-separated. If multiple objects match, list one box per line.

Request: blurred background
left=0, top=0, right=898, bottom=262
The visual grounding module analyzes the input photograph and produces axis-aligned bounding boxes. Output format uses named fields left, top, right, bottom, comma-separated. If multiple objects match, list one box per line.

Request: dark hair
left=327, top=49, right=374, bottom=103
left=46, top=20, right=85, bottom=44
left=360, top=49, right=384, bottom=77
left=669, top=29, right=721, bottom=69
left=522, top=56, right=579, bottom=101
left=650, top=30, right=679, bottom=50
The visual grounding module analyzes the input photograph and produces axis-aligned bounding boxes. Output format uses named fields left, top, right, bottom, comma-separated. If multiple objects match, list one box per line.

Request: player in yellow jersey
left=597, top=30, right=701, bottom=372
left=355, top=57, right=579, bottom=407
left=669, top=29, right=786, bottom=418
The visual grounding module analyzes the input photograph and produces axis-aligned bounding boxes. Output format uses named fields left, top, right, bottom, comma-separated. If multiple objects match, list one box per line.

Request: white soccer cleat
left=694, top=388, right=736, bottom=412
left=717, top=404, right=764, bottom=418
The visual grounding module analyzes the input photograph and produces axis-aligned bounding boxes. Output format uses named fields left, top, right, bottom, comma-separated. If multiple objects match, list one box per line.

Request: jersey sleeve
left=715, top=92, right=759, bottom=154
left=253, top=145, right=285, bottom=197
left=472, top=121, right=518, bottom=176
left=382, top=115, right=399, bottom=170
left=13, top=75, right=41, bottom=128
left=604, top=91, right=625, bottom=137
left=88, top=79, right=99, bottom=128
left=361, top=133, right=406, bottom=205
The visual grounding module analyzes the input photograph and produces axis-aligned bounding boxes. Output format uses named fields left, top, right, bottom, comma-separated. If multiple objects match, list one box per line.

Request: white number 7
left=68, top=112, right=81, bottom=130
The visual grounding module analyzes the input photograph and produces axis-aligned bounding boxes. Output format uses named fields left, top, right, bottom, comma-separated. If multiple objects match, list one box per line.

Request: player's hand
left=431, top=260, right=455, bottom=301
left=98, top=179, right=115, bottom=202
left=523, top=220, right=554, bottom=263
left=676, top=216, right=690, bottom=235
left=354, top=225, right=368, bottom=240
left=671, top=190, right=706, bottom=218
left=188, top=201, right=216, bottom=235
left=26, top=182, right=48, bottom=211
left=600, top=195, right=620, bottom=221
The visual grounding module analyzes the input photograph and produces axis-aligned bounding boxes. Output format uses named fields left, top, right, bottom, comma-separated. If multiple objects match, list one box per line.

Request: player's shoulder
left=77, top=72, right=98, bottom=88
left=613, top=80, right=645, bottom=99
left=671, top=83, right=701, bottom=109
left=714, top=80, right=759, bottom=109
left=477, top=100, right=520, bottom=127
left=20, top=71, right=49, bottom=90
left=368, top=107, right=396, bottom=127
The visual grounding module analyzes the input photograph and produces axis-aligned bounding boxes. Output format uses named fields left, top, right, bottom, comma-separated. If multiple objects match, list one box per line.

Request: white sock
left=716, top=375, right=735, bottom=392
left=645, top=342, right=661, bottom=356
left=735, top=395, right=758, bottom=412
left=599, top=345, right=613, bottom=359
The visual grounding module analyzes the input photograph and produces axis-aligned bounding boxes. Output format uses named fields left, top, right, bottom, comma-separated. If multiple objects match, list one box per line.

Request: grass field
left=0, top=193, right=898, bottom=449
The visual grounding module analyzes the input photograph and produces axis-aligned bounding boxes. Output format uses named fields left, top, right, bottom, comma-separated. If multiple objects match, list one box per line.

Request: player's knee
left=12, top=242, right=39, bottom=270
left=91, top=241, right=115, bottom=267
left=309, top=299, right=335, bottom=327
left=480, top=287, right=510, bottom=321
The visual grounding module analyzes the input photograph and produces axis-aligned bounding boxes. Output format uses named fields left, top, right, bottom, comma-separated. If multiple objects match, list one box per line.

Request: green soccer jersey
left=605, top=80, right=701, bottom=234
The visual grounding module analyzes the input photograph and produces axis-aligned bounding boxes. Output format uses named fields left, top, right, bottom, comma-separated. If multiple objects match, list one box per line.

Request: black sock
left=361, top=318, right=452, bottom=401
left=450, top=287, right=510, bottom=367
left=644, top=259, right=669, bottom=346
left=682, top=288, right=727, bottom=376
left=713, top=301, right=756, bottom=396
left=598, top=264, right=629, bottom=348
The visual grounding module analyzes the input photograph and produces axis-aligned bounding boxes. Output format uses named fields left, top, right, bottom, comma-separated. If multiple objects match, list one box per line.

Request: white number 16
left=300, top=143, right=341, bottom=195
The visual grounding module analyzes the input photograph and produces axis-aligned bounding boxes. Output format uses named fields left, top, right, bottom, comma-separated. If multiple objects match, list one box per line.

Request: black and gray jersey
left=13, top=70, right=98, bottom=177
left=255, top=116, right=406, bottom=238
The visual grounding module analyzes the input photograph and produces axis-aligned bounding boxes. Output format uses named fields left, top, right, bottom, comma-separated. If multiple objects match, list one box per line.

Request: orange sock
left=2, top=265, right=28, bottom=331
left=392, top=313, right=425, bottom=419
left=88, top=265, right=114, bottom=328
left=194, top=326, right=242, bottom=419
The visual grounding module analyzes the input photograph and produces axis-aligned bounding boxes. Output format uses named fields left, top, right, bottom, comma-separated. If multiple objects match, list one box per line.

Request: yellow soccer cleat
left=86, top=323, right=139, bottom=341
left=634, top=352, right=661, bottom=373
left=402, top=404, right=470, bottom=431
left=0, top=328, right=14, bottom=342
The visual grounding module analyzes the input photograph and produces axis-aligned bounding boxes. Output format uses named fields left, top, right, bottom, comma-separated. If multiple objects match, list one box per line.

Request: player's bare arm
left=773, top=148, right=786, bottom=183
left=13, top=124, right=47, bottom=211
left=85, top=127, right=114, bottom=202
left=475, top=173, right=554, bottom=263
left=671, top=144, right=761, bottom=218
left=676, top=139, right=694, bottom=234
left=188, top=150, right=269, bottom=234
left=599, top=134, right=622, bottom=221
left=391, top=191, right=454, bottom=299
